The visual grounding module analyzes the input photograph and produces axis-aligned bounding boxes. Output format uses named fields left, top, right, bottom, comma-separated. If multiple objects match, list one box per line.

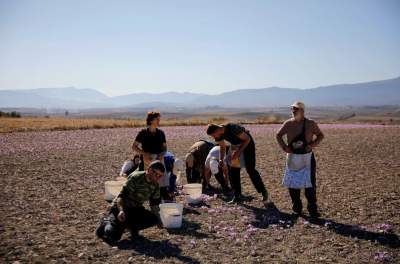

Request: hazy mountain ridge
left=1, top=77, right=399, bottom=109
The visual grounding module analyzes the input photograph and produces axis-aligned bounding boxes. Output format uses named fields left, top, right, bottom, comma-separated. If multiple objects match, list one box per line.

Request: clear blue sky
left=0, top=0, right=399, bottom=96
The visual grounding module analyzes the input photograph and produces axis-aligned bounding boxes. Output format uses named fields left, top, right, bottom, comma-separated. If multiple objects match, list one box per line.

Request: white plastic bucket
left=159, top=203, right=184, bottom=229
left=183, top=183, right=203, bottom=204
left=104, top=180, right=126, bottom=201
left=115, top=176, right=127, bottom=181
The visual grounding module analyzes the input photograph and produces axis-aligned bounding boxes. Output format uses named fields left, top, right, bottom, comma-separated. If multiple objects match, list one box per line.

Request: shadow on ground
left=306, top=217, right=400, bottom=248
left=244, top=202, right=399, bottom=248
left=166, top=219, right=211, bottom=239
left=244, top=202, right=299, bottom=229
left=118, top=236, right=200, bottom=264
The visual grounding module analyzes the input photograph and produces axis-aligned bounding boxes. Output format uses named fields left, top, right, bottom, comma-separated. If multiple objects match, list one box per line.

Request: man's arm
left=309, top=122, right=324, bottom=148
left=116, top=197, right=124, bottom=212
left=158, top=142, right=167, bottom=160
left=222, top=164, right=229, bottom=185
left=157, top=132, right=167, bottom=160
left=276, top=122, right=292, bottom=153
left=185, top=166, right=192, bottom=183
left=115, top=197, right=126, bottom=222
left=203, top=166, right=211, bottom=185
left=115, top=176, right=135, bottom=222
left=149, top=188, right=162, bottom=227
left=132, top=130, right=144, bottom=154
left=133, top=140, right=152, bottom=162
left=132, top=141, right=144, bottom=155
left=234, top=132, right=251, bottom=158
left=218, top=141, right=226, bottom=165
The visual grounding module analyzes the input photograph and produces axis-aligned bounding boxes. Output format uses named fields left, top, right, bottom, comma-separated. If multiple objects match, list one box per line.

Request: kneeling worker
left=96, top=161, right=165, bottom=245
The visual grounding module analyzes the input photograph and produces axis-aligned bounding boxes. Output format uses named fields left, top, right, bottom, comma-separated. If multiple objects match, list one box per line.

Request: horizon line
left=1, top=75, right=399, bottom=98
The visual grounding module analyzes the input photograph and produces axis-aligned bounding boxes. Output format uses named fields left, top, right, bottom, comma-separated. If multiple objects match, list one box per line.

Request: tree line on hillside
left=0, top=111, right=21, bottom=118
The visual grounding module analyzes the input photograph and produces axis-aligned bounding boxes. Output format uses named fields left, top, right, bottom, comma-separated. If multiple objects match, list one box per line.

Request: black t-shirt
left=135, top=128, right=166, bottom=154
left=221, top=123, right=246, bottom=145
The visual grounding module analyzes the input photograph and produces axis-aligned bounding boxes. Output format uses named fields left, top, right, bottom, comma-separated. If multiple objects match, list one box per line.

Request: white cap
left=291, top=101, right=305, bottom=111
left=209, top=159, right=219, bottom=175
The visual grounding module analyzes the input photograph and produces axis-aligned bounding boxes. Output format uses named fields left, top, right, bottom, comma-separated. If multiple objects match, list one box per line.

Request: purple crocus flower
left=374, top=251, right=391, bottom=262
left=190, top=239, right=197, bottom=248
left=376, top=223, right=392, bottom=233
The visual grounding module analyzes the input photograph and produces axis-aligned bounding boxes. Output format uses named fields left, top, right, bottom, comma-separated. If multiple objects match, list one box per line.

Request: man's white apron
left=282, top=152, right=313, bottom=189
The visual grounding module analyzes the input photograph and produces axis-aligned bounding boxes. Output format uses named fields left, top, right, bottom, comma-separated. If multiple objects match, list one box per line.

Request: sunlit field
left=0, top=116, right=285, bottom=133
left=0, top=124, right=399, bottom=263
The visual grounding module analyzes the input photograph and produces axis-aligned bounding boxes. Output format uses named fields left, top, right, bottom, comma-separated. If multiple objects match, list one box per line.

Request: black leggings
left=229, top=135, right=267, bottom=197
left=211, top=169, right=229, bottom=189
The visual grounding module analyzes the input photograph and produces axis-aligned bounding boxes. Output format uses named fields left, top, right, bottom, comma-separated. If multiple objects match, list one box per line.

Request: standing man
left=276, top=101, right=324, bottom=217
left=206, top=123, right=268, bottom=204
left=96, top=161, right=165, bottom=245
left=185, top=140, right=215, bottom=187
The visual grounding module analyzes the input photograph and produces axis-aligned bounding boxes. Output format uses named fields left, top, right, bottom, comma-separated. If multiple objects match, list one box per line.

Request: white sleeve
left=205, top=154, right=211, bottom=169
left=120, top=160, right=134, bottom=176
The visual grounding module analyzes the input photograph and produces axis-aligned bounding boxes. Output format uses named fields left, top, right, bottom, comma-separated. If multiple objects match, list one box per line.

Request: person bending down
left=119, top=154, right=141, bottom=177
left=206, top=123, right=269, bottom=204
left=204, top=145, right=232, bottom=193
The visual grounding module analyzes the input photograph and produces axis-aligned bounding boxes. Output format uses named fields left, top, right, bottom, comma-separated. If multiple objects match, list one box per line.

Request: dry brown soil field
left=0, top=124, right=399, bottom=263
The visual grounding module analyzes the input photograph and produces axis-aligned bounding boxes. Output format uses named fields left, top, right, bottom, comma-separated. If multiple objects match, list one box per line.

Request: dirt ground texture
left=0, top=124, right=399, bottom=264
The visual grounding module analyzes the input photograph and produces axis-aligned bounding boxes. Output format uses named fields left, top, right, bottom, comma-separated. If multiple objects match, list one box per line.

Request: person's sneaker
left=292, top=203, right=303, bottom=215
left=309, top=210, right=321, bottom=219
left=130, top=229, right=140, bottom=239
left=292, top=210, right=302, bottom=217
left=207, top=184, right=217, bottom=191
left=95, top=225, right=105, bottom=239
left=95, top=218, right=108, bottom=239
left=228, top=196, right=242, bottom=204
left=97, top=230, right=117, bottom=246
left=222, top=186, right=233, bottom=195
left=103, top=236, right=117, bottom=246
left=202, top=184, right=216, bottom=193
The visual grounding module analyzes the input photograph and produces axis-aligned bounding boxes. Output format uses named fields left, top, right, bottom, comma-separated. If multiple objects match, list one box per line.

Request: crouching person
left=204, top=145, right=232, bottom=193
left=96, top=161, right=165, bottom=245
left=185, top=140, right=215, bottom=186
left=119, top=154, right=141, bottom=177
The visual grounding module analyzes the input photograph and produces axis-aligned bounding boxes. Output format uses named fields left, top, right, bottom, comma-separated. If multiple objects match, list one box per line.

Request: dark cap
left=148, top=160, right=165, bottom=173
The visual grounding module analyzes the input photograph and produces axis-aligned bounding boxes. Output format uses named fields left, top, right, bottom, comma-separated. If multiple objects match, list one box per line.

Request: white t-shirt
left=205, top=146, right=246, bottom=169
left=120, top=160, right=135, bottom=176
left=205, top=146, right=223, bottom=169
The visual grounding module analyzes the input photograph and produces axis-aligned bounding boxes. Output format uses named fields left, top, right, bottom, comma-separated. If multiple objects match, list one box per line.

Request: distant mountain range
left=1, top=77, right=399, bottom=109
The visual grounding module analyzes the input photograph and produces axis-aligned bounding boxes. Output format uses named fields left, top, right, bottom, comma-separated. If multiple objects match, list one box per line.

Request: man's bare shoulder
left=283, top=118, right=296, bottom=125
left=306, top=118, right=319, bottom=126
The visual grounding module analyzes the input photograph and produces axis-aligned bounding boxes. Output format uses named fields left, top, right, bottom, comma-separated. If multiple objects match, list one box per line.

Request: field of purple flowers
left=0, top=124, right=399, bottom=263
